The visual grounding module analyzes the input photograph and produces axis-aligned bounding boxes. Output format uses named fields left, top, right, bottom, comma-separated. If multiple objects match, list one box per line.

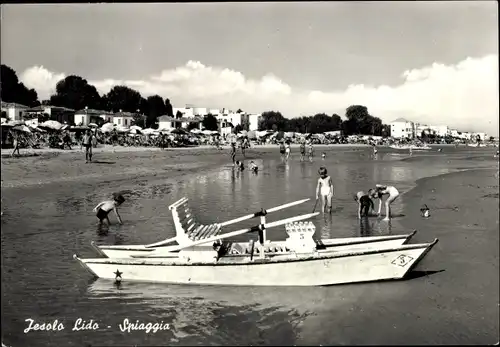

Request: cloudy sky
left=1, top=2, right=498, bottom=134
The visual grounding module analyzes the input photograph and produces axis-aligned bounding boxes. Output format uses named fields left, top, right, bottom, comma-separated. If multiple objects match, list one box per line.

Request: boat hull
left=94, top=232, right=417, bottom=258
left=74, top=240, right=437, bottom=286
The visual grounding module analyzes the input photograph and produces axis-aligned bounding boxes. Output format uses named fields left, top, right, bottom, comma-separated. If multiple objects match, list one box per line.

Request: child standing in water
left=299, top=141, right=306, bottom=161
left=285, top=142, right=291, bottom=160
left=316, top=167, right=334, bottom=214
left=93, top=194, right=125, bottom=225
left=279, top=141, right=286, bottom=161
left=308, top=142, right=314, bottom=162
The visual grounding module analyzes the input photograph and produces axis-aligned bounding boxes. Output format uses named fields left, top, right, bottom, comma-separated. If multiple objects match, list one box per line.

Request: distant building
left=247, top=114, right=261, bottom=131
left=75, top=109, right=113, bottom=126
left=219, top=120, right=234, bottom=137
left=158, top=115, right=203, bottom=131
left=112, top=111, right=135, bottom=128
left=390, top=118, right=415, bottom=139
left=215, top=112, right=261, bottom=132
left=1, top=102, right=29, bottom=122
left=25, top=105, right=75, bottom=126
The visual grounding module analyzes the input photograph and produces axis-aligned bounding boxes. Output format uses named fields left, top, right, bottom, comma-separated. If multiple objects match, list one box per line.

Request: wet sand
left=299, top=168, right=499, bottom=345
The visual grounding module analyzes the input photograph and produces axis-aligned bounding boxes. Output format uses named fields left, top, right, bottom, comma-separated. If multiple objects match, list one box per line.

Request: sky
left=1, top=2, right=498, bottom=134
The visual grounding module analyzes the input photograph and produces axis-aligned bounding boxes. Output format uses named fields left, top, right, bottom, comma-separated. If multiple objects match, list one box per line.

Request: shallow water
left=1, top=146, right=498, bottom=346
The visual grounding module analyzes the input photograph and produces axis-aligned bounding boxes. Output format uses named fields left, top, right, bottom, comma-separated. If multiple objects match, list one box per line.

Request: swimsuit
left=318, top=176, right=333, bottom=197
left=96, top=208, right=110, bottom=220
left=359, top=195, right=373, bottom=215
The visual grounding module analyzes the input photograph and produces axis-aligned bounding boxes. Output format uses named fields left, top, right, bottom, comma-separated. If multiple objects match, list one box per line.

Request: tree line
left=258, top=106, right=390, bottom=136
left=2, top=64, right=389, bottom=135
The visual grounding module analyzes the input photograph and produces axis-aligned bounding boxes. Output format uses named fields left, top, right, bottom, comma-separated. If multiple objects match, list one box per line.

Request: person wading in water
left=230, top=142, right=237, bottom=164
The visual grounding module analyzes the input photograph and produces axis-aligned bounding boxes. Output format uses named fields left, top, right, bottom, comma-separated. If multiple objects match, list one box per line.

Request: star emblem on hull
left=114, top=269, right=123, bottom=281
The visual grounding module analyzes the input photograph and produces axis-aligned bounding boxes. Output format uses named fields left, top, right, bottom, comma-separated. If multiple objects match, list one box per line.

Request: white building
left=158, top=116, right=176, bottom=131
left=215, top=112, right=261, bottom=132
left=1, top=102, right=29, bottom=122
left=390, top=118, right=415, bottom=139
left=158, top=116, right=203, bottom=131
left=247, top=114, right=261, bottom=131
left=414, top=123, right=450, bottom=137
left=112, top=111, right=135, bottom=128
left=429, top=125, right=449, bottom=137
left=173, top=107, right=195, bottom=118
left=74, top=109, right=113, bottom=126
left=193, top=107, right=209, bottom=117
left=25, top=105, right=76, bottom=125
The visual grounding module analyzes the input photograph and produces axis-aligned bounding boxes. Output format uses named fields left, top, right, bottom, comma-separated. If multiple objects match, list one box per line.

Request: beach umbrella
left=5, top=120, right=26, bottom=126
left=247, top=130, right=257, bottom=139
left=171, top=128, right=188, bottom=135
left=39, top=120, right=63, bottom=130
left=116, top=126, right=129, bottom=133
left=100, top=123, right=115, bottom=133
left=12, top=125, right=32, bottom=133
left=130, top=125, right=143, bottom=131
left=142, top=128, right=157, bottom=135
left=201, top=130, right=213, bottom=135
left=88, top=123, right=98, bottom=128
left=129, top=128, right=142, bottom=134
left=190, top=128, right=201, bottom=134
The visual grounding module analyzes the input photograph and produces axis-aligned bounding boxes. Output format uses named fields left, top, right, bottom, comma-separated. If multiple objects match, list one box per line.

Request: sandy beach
left=0, top=144, right=372, bottom=189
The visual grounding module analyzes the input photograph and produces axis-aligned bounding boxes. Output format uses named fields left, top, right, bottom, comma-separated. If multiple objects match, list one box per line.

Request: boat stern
left=73, top=254, right=99, bottom=278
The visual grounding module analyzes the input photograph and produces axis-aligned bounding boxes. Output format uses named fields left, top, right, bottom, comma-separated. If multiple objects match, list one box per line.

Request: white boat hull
left=93, top=232, right=417, bottom=258
left=74, top=240, right=437, bottom=286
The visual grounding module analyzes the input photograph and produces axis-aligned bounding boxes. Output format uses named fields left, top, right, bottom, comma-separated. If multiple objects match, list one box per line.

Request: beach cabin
left=112, top=111, right=135, bottom=129
left=1, top=102, right=29, bottom=122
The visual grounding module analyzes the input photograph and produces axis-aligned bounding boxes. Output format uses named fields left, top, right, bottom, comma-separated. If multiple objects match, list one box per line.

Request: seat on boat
left=169, top=197, right=223, bottom=246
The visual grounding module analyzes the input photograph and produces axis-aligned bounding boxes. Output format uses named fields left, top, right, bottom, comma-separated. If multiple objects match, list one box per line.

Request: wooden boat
left=91, top=197, right=418, bottom=258
left=74, top=198, right=439, bottom=286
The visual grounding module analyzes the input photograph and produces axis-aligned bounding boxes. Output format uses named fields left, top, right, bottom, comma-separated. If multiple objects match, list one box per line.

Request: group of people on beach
left=315, top=166, right=399, bottom=220
left=280, top=140, right=327, bottom=162
left=93, top=140, right=402, bottom=227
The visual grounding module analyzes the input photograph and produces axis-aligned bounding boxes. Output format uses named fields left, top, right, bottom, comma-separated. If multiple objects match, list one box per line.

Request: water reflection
left=359, top=218, right=373, bottom=236
left=319, top=213, right=333, bottom=239
left=88, top=280, right=315, bottom=345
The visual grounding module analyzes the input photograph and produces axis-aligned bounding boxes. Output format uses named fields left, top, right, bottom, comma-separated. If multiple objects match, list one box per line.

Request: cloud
left=20, top=66, right=65, bottom=98
left=20, top=55, right=498, bottom=134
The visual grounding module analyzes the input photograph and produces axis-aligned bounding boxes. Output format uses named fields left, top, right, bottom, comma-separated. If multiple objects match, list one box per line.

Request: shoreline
left=0, top=143, right=373, bottom=156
